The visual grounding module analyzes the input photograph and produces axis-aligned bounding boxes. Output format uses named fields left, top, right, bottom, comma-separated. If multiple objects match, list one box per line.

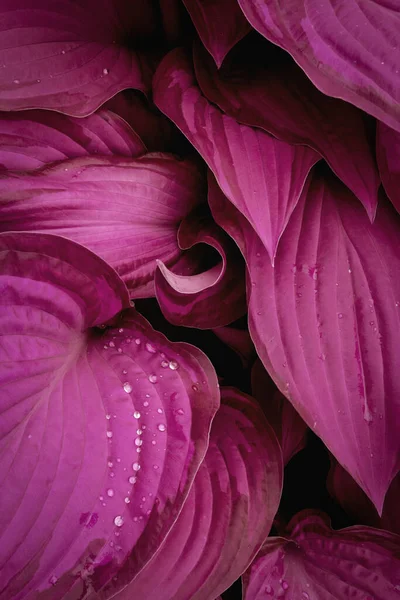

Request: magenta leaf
left=237, top=0, right=400, bottom=133
left=0, top=154, right=204, bottom=298
left=111, top=387, right=283, bottom=600
left=155, top=204, right=247, bottom=329
left=194, top=37, right=380, bottom=220
left=376, top=121, right=400, bottom=214
left=243, top=511, right=400, bottom=600
left=0, top=231, right=219, bottom=598
left=153, top=48, right=319, bottom=263
left=0, top=109, right=146, bottom=171
left=0, top=0, right=157, bottom=116
left=183, top=0, right=251, bottom=67
left=328, top=459, right=400, bottom=536
left=209, top=166, right=400, bottom=513
left=252, top=359, right=308, bottom=465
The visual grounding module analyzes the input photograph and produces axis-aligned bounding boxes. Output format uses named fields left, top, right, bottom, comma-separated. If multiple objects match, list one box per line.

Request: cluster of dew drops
left=100, top=326, right=192, bottom=539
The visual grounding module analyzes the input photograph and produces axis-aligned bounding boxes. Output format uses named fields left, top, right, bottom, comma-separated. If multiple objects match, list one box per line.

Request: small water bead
left=161, top=360, right=169, bottom=368
left=338, top=313, right=343, bottom=319
left=114, top=515, right=124, bottom=527
left=169, top=360, right=179, bottom=370
left=103, top=68, right=109, bottom=75
left=136, top=429, right=143, bottom=435
left=107, top=488, right=114, bottom=497
left=104, top=345, right=109, bottom=350
left=133, top=411, right=141, bottom=419
left=176, top=408, right=184, bottom=415
left=157, top=408, right=163, bottom=414
left=109, top=341, right=115, bottom=348
left=135, top=338, right=141, bottom=345
left=106, top=431, right=113, bottom=438
left=99, top=495, right=104, bottom=501
left=149, top=374, right=158, bottom=383
left=126, top=338, right=131, bottom=344
left=146, top=342, right=156, bottom=353
left=145, top=393, right=150, bottom=398
left=109, top=471, right=115, bottom=478
left=146, top=509, right=151, bottom=515
left=135, top=437, right=143, bottom=447
left=136, top=447, right=141, bottom=453
left=282, top=582, right=289, bottom=590
left=123, top=382, right=132, bottom=393
left=13, top=79, right=20, bottom=84
left=301, top=593, right=310, bottom=600
left=264, top=585, right=273, bottom=595
left=107, top=461, right=114, bottom=468
left=192, top=384, right=199, bottom=392
left=118, top=328, right=124, bottom=333
left=132, top=462, right=141, bottom=471
left=157, top=423, right=166, bottom=432
left=49, top=575, right=58, bottom=585
left=117, top=348, right=123, bottom=353
left=129, top=476, right=137, bottom=484
left=151, top=440, right=156, bottom=445
left=124, top=497, right=130, bottom=504
left=106, top=414, right=111, bottom=420
left=143, top=401, right=149, bottom=407
left=141, top=496, right=146, bottom=502
left=153, top=464, right=159, bottom=470
left=122, top=370, right=127, bottom=375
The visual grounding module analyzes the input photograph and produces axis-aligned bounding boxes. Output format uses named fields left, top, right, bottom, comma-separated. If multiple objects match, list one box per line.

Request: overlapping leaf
left=252, top=359, right=308, bottom=465
left=153, top=48, right=319, bottom=262
left=328, top=459, right=400, bottom=535
left=0, top=0, right=157, bottom=115
left=155, top=204, right=247, bottom=329
left=0, top=109, right=145, bottom=171
left=0, top=154, right=204, bottom=298
left=194, top=37, right=380, bottom=219
left=213, top=326, right=255, bottom=369
left=111, top=388, right=283, bottom=600
left=376, top=121, right=400, bottom=214
left=243, top=511, right=400, bottom=600
left=0, top=232, right=219, bottom=599
left=208, top=166, right=400, bottom=513
left=183, top=0, right=251, bottom=67
left=237, top=0, right=400, bottom=132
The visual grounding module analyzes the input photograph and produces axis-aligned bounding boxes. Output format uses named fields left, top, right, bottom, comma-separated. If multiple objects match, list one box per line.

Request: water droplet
left=161, top=360, right=169, bottom=368
left=133, top=411, right=141, bottom=419
left=338, top=313, right=343, bottom=319
left=132, top=462, right=141, bottom=471
left=117, top=348, right=122, bottom=353
left=109, top=341, right=115, bottom=348
left=297, top=292, right=302, bottom=298
left=135, top=338, right=141, bottom=345
left=192, top=384, right=199, bottom=392
left=106, top=431, right=113, bottom=438
left=107, top=461, right=113, bottom=468
left=149, top=374, right=157, bottom=383
left=107, top=488, right=114, bottom=497
left=61, top=49, right=66, bottom=54
left=136, top=428, right=142, bottom=435
left=104, top=345, right=109, bottom=349
left=369, top=321, right=374, bottom=326
left=124, top=497, right=130, bottom=504
left=319, top=353, right=326, bottom=361
left=157, top=408, right=163, bottom=414
left=301, top=593, right=310, bottom=600
left=153, top=464, right=159, bottom=470
left=123, top=382, right=132, bottom=393
left=256, top=252, right=261, bottom=257
left=118, top=328, right=124, bottom=333
left=13, top=79, right=20, bottom=84
left=282, top=581, right=289, bottom=590
left=157, top=423, right=166, bottom=432
left=103, top=68, right=109, bottom=75
left=136, top=447, right=141, bottom=453
left=169, top=360, right=178, bottom=370
left=264, top=585, right=273, bottom=595
left=363, top=402, right=373, bottom=423
left=143, top=401, right=149, bottom=407
left=109, top=471, right=115, bottom=478
left=177, top=408, right=184, bottom=415
left=106, top=414, right=111, bottom=420
left=114, top=515, right=124, bottom=527
left=122, top=370, right=128, bottom=376
left=135, top=437, right=143, bottom=447
left=129, top=476, right=137, bottom=484
left=146, top=342, right=156, bottom=353
left=151, top=440, right=156, bottom=445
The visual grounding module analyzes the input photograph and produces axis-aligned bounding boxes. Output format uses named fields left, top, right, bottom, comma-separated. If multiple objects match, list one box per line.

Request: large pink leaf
left=328, top=459, right=400, bottom=536
left=0, top=154, right=204, bottom=298
left=153, top=48, right=320, bottom=263
left=183, top=0, right=251, bottom=67
left=237, top=0, right=400, bottom=132
left=0, top=231, right=219, bottom=599
left=252, top=359, right=308, bottom=465
left=111, top=387, right=283, bottom=600
left=208, top=167, right=400, bottom=513
left=376, top=121, right=400, bottom=214
left=243, top=511, right=400, bottom=600
left=155, top=204, right=247, bottom=329
left=0, top=0, right=157, bottom=116
left=0, top=109, right=146, bottom=172
left=194, top=37, right=380, bottom=220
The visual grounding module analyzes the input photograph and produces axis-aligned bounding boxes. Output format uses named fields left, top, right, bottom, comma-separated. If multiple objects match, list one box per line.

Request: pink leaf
left=0, top=109, right=146, bottom=171
left=0, top=231, right=219, bottom=598
left=183, top=0, right=251, bottom=67
left=376, top=121, right=400, bottom=214
left=153, top=48, right=319, bottom=263
left=111, top=388, right=283, bottom=600
left=252, top=359, right=308, bottom=465
left=194, top=37, right=380, bottom=220
left=0, top=0, right=157, bottom=115
left=209, top=166, right=400, bottom=514
left=0, top=154, right=204, bottom=298
left=155, top=203, right=247, bottom=329
left=237, top=0, right=400, bottom=132
left=243, top=511, right=400, bottom=600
